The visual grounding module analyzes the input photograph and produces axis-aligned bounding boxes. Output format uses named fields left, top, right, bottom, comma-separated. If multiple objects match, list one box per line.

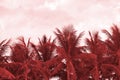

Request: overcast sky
left=0, top=0, right=120, bottom=41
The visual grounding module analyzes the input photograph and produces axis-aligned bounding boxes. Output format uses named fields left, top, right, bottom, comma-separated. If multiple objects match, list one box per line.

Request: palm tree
left=86, top=25, right=120, bottom=79
left=54, top=25, right=84, bottom=80
left=85, top=31, right=112, bottom=64
left=86, top=31, right=108, bottom=55
left=101, top=25, right=120, bottom=79
left=27, top=35, right=58, bottom=79
left=37, top=35, right=56, bottom=61
left=102, top=25, right=120, bottom=51
left=102, top=25, right=120, bottom=65
left=10, top=36, right=30, bottom=63
left=9, top=36, right=50, bottom=80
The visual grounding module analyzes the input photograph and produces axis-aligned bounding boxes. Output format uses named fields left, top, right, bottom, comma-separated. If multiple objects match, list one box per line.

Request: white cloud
left=0, top=0, right=120, bottom=40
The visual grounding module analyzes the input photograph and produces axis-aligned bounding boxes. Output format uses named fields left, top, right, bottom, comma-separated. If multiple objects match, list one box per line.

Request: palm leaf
left=0, top=67, right=15, bottom=79
left=102, top=25, right=120, bottom=51
left=37, top=35, right=56, bottom=61
left=54, top=26, right=83, bottom=55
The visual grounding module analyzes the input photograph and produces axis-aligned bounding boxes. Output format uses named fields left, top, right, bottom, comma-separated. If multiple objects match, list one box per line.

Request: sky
left=0, top=0, right=120, bottom=42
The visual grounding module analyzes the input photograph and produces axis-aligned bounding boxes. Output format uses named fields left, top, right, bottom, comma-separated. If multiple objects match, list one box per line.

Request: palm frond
left=37, top=35, right=56, bottom=61
left=102, top=25, right=120, bottom=51
left=10, top=37, right=29, bottom=63
left=0, top=67, right=15, bottom=79
left=86, top=31, right=100, bottom=53
left=54, top=25, right=83, bottom=54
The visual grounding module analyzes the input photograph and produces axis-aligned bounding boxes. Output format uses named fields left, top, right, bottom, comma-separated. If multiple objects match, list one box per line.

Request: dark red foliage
left=37, top=35, right=56, bottom=61
left=0, top=25, right=120, bottom=80
left=11, top=43, right=29, bottom=63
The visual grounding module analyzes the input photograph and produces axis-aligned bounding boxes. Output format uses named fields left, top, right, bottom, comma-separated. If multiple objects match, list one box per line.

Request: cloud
left=0, top=0, right=120, bottom=40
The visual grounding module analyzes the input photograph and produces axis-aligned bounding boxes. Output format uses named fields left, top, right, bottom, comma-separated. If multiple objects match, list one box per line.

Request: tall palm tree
left=54, top=25, right=84, bottom=80
left=101, top=25, right=120, bottom=79
left=28, top=35, right=58, bottom=79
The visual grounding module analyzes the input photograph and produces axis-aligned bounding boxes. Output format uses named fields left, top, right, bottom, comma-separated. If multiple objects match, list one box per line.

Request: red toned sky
left=0, top=0, right=120, bottom=41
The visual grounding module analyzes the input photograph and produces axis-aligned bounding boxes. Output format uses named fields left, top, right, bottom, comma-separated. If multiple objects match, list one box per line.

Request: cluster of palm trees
left=0, top=25, right=120, bottom=80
